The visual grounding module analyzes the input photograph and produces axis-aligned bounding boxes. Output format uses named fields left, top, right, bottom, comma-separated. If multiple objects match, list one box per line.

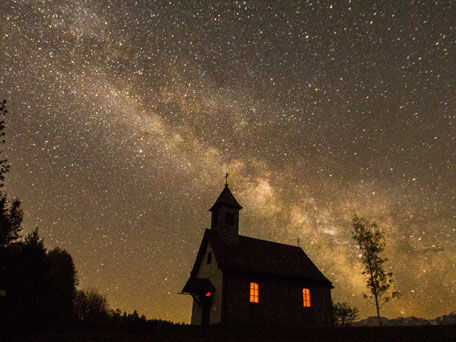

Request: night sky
left=1, top=1, right=455, bottom=322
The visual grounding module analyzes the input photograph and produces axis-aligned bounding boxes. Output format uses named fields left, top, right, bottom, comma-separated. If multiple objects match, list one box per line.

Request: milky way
left=1, top=1, right=455, bottom=322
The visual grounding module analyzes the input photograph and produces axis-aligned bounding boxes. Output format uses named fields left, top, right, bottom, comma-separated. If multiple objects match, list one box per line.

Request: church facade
left=182, top=184, right=333, bottom=327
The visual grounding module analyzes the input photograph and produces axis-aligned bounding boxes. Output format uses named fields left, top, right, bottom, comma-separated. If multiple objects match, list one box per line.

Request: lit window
left=205, top=292, right=212, bottom=297
left=303, top=288, right=311, bottom=307
left=249, top=282, right=259, bottom=303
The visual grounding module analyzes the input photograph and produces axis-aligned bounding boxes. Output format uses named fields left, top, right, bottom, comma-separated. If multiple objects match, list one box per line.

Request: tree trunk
left=375, top=294, right=381, bottom=326
left=369, top=267, right=382, bottom=327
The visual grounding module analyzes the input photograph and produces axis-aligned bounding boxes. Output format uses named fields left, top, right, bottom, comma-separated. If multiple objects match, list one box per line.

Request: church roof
left=182, top=277, right=215, bottom=295
left=209, top=185, right=243, bottom=211
left=188, top=229, right=333, bottom=287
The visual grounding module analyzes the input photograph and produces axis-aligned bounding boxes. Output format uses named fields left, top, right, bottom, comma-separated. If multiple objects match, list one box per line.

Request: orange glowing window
left=302, top=288, right=311, bottom=307
left=249, top=282, right=259, bottom=303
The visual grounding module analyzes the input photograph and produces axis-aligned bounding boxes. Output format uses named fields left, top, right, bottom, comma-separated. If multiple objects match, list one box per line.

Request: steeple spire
left=209, top=179, right=242, bottom=237
left=209, top=183, right=242, bottom=212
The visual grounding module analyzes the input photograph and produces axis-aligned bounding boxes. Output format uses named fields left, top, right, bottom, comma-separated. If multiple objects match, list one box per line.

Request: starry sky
left=1, top=0, right=455, bottom=322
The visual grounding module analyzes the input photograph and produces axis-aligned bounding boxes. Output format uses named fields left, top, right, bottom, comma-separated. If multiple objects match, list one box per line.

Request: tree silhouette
left=73, top=288, right=111, bottom=328
left=0, top=100, right=23, bottom=248
left=0, top=99, right=25, bottom=328
left=47, top=247, right=78, bottom=326
left=1, top=228, right=78, bottom=330
left=0, top=100, right=10, bottom=184
left=352, top=215, right=399, bottom=326
left=17, top=229, right=49, bottom=327
left=332, top=302, right=359, bottom=326
left=0, top=197, right=23, bottom=247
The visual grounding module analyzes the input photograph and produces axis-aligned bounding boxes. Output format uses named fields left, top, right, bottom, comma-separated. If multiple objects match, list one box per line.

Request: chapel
left=182, top=182, right=333, bottom=327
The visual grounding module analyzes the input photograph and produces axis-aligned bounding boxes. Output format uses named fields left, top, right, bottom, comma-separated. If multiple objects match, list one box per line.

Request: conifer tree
left=0, top=100, right=23, bottom=247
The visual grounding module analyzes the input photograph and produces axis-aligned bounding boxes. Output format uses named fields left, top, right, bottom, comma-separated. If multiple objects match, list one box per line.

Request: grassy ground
left=2, top=325, right=456, bottom=342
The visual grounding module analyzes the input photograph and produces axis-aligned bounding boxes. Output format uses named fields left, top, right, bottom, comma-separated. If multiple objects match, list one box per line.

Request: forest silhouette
left=0, top=101, right=178, bottom=333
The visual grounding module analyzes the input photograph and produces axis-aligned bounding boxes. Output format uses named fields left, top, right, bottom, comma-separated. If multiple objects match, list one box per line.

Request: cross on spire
left=225, top=172, right=229, bottom=187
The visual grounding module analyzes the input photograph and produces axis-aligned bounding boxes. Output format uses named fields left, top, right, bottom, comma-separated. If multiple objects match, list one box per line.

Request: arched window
left=249, top=282, right=259, bottom=303
left=302, top=288, right=311, bottom=307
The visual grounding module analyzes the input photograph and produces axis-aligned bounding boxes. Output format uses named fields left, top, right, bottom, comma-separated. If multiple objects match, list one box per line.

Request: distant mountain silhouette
left=356, top=311, right=456, bottom=326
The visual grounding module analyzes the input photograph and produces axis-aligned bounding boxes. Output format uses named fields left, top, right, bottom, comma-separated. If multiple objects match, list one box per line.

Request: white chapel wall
left=195, top=242, right=223, bottom=324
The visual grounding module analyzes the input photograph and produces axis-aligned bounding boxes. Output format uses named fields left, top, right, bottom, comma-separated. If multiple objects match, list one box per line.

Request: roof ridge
left=237, top=233, right=302, bottom=249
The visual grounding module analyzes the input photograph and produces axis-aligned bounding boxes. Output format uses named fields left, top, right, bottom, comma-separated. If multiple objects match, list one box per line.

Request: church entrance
left=201, top=293, right=212, bottom=326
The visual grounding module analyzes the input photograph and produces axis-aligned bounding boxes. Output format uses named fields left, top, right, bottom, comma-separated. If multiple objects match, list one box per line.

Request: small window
left=249, top=282, right=259, bottom=303
left=303, top=288, right=311, bottom=307
left=207, top=252, right=212, bottom=265
left=225, top=212, right=234, bottom=225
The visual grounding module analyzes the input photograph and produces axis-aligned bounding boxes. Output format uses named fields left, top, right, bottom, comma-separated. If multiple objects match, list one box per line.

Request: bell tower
left=209, top=179, right=242, bottom=237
